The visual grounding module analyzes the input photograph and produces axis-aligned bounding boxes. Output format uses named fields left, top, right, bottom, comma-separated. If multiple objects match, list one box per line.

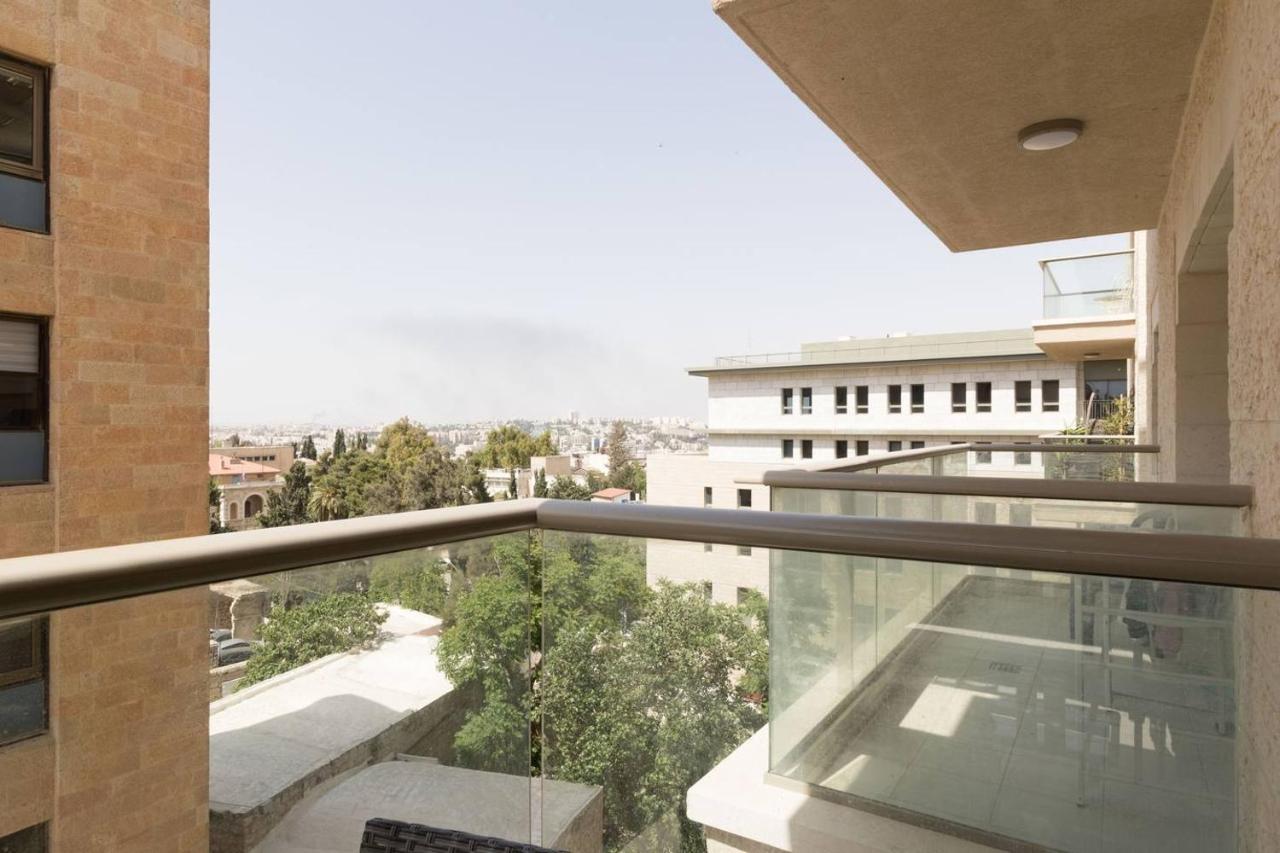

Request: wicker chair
left=359, top=818, right=568, bottom=853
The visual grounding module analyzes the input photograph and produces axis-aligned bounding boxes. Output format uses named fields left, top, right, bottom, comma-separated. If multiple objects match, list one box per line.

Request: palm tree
left=309, top=481, right=346, bottom=521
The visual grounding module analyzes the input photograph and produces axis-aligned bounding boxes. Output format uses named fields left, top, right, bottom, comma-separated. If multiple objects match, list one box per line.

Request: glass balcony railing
left=0, top=499, right=1272, bottom=853
left=769, top=548, right=1239, bottom=853
left=1041, top=249, right=1135, bottom=319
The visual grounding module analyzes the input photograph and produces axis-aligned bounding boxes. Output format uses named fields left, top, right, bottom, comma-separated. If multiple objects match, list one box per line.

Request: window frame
left=0, top=55, right=47, bottom=182
left=799, top=387, right=813, bottom=415
left=834, top=385, right=848, bottom=415
left=781, top=439, right=794, bottom=459
left=702, top=486, right=712, bottom=507
left=888, top=440, right=902, bottom=452
left=951, top=382, right=967, bottom=413
left=910, top=383, right=924, bottom=414
left=0, top=616, right=48, bottom=748
left=975, top=381, right=992, bottom=413
left=737, top=488, right=752, bottom=509
left=780, top=388, right=794, bottom=415
left=887, top=384, right=902, bottom=414
left=854, top=385, right=869, bottom=414
left=0, top=312, right=50, bottom=486
left=910, top=440, right=925, bottom=450
left=855, top=440, right=869, bottom=456
left=1042, top=379, right=1060, bottom=413
left=800, top=439, right=813, bottom=459
left=1015, top=380, right=1032, bottom=413
left=835, top=439, right=848, bottom=459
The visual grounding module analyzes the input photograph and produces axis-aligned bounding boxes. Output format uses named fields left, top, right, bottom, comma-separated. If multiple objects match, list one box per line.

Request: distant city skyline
left=210, top=2, right=1125, bottom=425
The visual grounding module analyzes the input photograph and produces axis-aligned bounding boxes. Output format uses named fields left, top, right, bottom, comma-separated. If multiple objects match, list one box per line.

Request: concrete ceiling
left=714, top=0, right=1215, bottom=251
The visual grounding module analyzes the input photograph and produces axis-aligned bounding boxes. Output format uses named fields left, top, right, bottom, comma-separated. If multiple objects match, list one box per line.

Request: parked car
left=215, top=638, right=255, bottom=666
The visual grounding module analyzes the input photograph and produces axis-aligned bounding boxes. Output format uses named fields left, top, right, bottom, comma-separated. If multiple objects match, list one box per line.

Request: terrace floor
left=782, top=575, right=1235, bottom=853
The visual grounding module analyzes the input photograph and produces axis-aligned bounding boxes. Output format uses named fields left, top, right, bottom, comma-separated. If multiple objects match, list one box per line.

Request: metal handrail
left=1, top=498, right=1278, bottom=622
left=759, top=471, right=1253, bottom=507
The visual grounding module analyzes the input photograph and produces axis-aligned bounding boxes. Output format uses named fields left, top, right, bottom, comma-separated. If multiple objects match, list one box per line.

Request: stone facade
left=1138, top=0, right=1280, bottom=847
left=0, top=1, right=210, bottom=850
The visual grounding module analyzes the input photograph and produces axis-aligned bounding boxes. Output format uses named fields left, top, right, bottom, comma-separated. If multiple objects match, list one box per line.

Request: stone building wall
left=0, top=1, right=210, bottom=850
left=1144, top=0, right=1280, bottom=848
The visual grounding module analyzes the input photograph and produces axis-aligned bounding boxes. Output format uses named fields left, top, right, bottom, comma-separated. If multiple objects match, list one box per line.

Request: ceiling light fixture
left=1018, top=119, right=1084, bottom=151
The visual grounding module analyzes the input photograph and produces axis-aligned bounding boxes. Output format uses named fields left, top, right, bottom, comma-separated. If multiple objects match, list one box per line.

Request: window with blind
left=0, top=315, right=46, bottom=484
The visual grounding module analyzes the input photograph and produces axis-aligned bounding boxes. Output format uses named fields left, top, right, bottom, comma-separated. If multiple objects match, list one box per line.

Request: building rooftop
left=210, top=453, right=282, bottom=477
left=689, top=328, right=1045, bottom=375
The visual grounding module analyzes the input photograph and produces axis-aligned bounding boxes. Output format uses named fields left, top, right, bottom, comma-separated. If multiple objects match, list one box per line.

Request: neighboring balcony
left=1033, top=250, right=1137, bottom=362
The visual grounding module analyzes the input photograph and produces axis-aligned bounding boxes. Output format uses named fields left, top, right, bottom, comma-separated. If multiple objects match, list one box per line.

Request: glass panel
left=0, top=431, right=45, bottom=483
left=0, top=66, right=35, bottom=166
left=0, top=617, right=46, bottom=746
left=1042, top=251, right=1135, bottom=318
left=770, top=548, right=1237, bottom=853
left=0, top=173, right=45, bottom=233
left=208, top=534, right=534, bottom=850
left=773, top=485, right=1243, bottom=536
left=542, top=532, right=768, bottom=851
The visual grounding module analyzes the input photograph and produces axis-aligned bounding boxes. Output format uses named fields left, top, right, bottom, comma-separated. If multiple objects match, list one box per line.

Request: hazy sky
left=210, top=2, right=1125, bottom=425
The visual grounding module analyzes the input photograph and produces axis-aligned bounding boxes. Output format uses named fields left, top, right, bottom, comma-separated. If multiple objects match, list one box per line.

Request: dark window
left=1042, top=379, right=1060, bottom=412
left=702, top=581, right=713, bottom=601
left=974, top=441, right=992, bottom=464
left=835, top=439, right=848, bottom=459
left=703, top=486, right=712, bottom=507
left=888, top=440, right=902, bottom=452
left=781, top=439, right=794, bottom=458
left=951, top=382, right=967, bottom=413
left=1015, top=380, right=1032, bottom=412
left=703, top=542, right=713, bottom=553
left=835, top=386, right=848, bottom=414
left=781, top=388, right=794, bottom=415
left=736, top=587, right=752, bottom=606
left=1084, top=360, right=1129, bottom=417
left=0, top=617, right=47, bottom=746
left=801, top=439, right=813, bottom=459
left=0, top=56, right=48, bottom=234
left=910, top=384, right=924, bottom=413
left=887, top=385, right=902, bottom=413
left=855, top=440, right=869, bottom=456
left=910, top=441, right=925, bottom=449
left=0, top=823, right=46, bottom=853
left=855, top=385, right=869, bottom=414
left=976, top=382, right=992, bottom=413
left=737, top=488, right=752, bottom=509
left=0, top=315, right=48, bottom=485
left=1015, top=442, right=1032, bottom=465
left=737, top=545, right=752, bottom=557
left=800, top=387, right=812, bottom=415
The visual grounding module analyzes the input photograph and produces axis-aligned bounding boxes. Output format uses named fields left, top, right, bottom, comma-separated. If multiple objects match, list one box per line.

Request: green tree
left=332, top=428, right=347, bottom=458
left=436, top=534, right=765, bottom=851
left=507, top=470, right=518, bottom=500
left=376, top=418, right=439, bottom=473
left=368, top=552, right=450, bottom=616
left=209, top=477, right=228, bottom=534
left=257, top=461, right=313, bottom=527
left=533, top=468, right=548, bottom=498
left=475, top=425, right=555, bottom=471
left=299, top=434, right=317, bottom=460
left=547, top=478, right=592, bottom=501
left=605, top=420, right=630, bottom=476
left=239, top=593, right=387, bottom=687
left=465, top=455, right=492, bottom=504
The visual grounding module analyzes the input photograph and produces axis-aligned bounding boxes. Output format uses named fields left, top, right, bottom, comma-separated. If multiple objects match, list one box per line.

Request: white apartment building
left=650, top=326, right=1133, bottom=603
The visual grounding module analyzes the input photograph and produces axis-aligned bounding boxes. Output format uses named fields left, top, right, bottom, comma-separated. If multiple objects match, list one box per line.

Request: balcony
left=0, top=475, right=1273, bottom=853
left=1033, top=250, right=1137, bottom=362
